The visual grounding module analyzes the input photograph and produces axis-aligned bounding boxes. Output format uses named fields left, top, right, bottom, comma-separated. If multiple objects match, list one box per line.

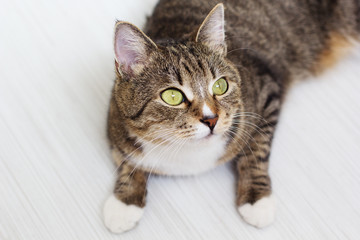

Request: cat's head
left=113, top=4, right=243, bottom=144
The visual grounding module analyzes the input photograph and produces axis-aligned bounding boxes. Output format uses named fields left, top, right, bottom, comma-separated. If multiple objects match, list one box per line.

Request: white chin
left=194, top=124, right=211, bottom=139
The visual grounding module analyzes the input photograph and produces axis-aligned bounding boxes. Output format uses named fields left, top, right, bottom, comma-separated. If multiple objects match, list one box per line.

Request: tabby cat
left=104, top=0, right=360, bottom=233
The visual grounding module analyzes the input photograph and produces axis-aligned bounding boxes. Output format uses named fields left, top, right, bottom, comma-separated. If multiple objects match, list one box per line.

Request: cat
left=103, top=0, right=360, bottom=233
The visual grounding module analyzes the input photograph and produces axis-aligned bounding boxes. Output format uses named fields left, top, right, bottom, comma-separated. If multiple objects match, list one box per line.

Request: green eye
left=212, top=78, right=228, bottom=95
left=161, top=89, right=184, bottom=106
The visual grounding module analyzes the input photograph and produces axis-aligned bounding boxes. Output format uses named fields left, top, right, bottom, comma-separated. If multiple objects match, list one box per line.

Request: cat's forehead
left=163, top=43, right=208, bottom=62
left=161, top=43, right=220, bottom=79
left=160, top=43, right=221, bottom=100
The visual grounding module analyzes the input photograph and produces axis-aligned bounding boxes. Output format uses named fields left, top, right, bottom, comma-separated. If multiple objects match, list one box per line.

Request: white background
left=0, top=0, right=359, bottom=239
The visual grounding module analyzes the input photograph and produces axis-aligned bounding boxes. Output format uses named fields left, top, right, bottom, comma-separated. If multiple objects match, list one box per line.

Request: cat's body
left=104, top=0, right=360, bottom=233
left=146, top=0, right=359, bottom=76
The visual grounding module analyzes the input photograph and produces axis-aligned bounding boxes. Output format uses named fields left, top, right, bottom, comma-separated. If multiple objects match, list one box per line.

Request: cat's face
left=113, top=6, right=243, bottom=145
left=116, top=43, right=242, bottom=144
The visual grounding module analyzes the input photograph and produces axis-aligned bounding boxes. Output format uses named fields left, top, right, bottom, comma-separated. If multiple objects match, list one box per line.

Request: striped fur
left=106, top=0, right=360, bottom=227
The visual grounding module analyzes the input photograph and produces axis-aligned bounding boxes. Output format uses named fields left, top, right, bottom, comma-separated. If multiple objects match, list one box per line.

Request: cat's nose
left=200, top=115, right=218, bottom=131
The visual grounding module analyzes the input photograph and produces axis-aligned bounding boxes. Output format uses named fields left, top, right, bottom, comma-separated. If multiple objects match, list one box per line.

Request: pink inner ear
left=115, top=25, right=146, bottom=72
left=197, top=4, right=225, bottom=48
left=206, top=18, right=225, bottom=45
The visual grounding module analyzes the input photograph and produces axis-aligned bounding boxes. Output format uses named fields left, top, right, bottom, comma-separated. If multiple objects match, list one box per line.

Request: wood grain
left=0, top=0, right=359, bottom=239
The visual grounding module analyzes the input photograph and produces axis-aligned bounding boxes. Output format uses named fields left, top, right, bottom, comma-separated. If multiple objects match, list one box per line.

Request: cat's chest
left=133, top=136, right=227, bottom=175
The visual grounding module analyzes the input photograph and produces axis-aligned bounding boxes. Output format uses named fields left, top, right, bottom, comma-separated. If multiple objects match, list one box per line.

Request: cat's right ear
left=114, top=21, right=157, bottom=76
left=196, top=3, right=226, bottom=56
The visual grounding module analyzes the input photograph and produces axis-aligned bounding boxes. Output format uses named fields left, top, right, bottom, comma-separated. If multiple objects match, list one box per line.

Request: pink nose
left=200, top=116, right=218, bottom=131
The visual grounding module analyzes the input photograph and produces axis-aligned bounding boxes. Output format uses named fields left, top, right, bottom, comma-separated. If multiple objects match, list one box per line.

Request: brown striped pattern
left=113, top=161, right=148, bottom=208
left=108, top=0, right=360, bottom=210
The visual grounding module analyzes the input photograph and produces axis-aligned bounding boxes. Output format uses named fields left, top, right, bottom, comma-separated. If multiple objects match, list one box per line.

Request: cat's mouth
left=203, top=133, right=213, bottom=139
left=199, top=132, right=217, bottom=141
left=193, top=123, right=224, bottom=141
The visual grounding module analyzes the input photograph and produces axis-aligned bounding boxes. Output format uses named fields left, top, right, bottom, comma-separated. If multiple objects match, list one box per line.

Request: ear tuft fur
left=196, top=4, right=226, bottom=55
left=114, top=22, right=157, bottom=75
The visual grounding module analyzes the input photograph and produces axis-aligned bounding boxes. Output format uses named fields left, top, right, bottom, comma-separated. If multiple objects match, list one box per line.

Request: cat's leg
left=103, top=158, right=147, bottom=233
left=236, top=122, right=277, bottom=228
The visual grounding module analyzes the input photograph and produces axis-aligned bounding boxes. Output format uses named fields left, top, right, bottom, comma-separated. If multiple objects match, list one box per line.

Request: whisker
left=134, top=128, right=176, bottom=145
left=223, top=131, right=250, bottom=164
left=226, top=128, right=258, bottom=162
left=147, top=134, right=187, bottom=181
left=123, top=135, right=175, bottom=187
left=127, top=131, right=178, bottom=172
left=227, top=47, right=259, bottom=55
left=231, top=120, right=270, bottom=140
left=110, top=129, right=176, bottom=177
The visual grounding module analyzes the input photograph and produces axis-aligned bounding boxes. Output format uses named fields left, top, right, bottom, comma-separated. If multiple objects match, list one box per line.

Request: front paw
left=103, top=194, right=144, bottom=233
left=238, top=194, right=276, bottom=228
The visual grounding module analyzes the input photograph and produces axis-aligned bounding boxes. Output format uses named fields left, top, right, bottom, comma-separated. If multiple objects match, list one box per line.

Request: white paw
left=103, top=194, right=144, bottom=233
left=238, top=194, right=276, bottom=228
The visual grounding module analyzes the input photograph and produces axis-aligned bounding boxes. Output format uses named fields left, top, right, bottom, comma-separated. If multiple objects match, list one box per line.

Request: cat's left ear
left=196, top=3, right=226, bottom=55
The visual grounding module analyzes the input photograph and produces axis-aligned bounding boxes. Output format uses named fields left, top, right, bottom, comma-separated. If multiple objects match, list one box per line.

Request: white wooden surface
left=1, top=0, right=360, bottom=239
